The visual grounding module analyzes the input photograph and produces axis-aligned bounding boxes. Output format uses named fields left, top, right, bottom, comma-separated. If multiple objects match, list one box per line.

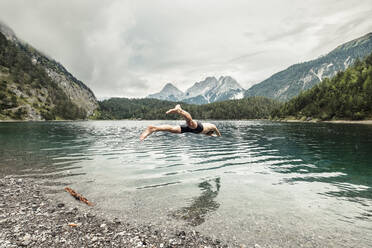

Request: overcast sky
left=0, top=0, right=371, bottom=99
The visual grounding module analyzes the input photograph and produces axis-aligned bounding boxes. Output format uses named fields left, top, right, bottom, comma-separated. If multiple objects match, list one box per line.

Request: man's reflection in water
left=172, top=177, right=221, bottom=226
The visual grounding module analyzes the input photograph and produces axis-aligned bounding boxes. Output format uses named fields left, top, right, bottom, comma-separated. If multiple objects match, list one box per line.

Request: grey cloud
left=334, top=11, right=372, bottom=36
left=243, top=32, right=256, bottom=38
left=262, top=22, right=315, bottom=42
left=309, top=10, right=372, bottom=55
left=229, top=51, right=267, bottom=63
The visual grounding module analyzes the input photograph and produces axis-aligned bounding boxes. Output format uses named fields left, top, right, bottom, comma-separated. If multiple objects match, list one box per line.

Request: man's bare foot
left=166, top=104, right=182, bottom=114
left=140, top=125, right=156, bottom=141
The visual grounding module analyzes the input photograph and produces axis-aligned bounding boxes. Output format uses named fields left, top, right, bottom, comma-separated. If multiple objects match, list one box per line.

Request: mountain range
left=1, top=21, right=371, bottom=120
left=149, top=32, right=372, bottom=104
left=147, top=76, right=245, bottom=104
left=245, top=32, right=372, bottom=101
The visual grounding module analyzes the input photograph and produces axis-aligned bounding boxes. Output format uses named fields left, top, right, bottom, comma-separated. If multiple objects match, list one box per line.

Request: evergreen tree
left=274, top=52, right=372, bottom=120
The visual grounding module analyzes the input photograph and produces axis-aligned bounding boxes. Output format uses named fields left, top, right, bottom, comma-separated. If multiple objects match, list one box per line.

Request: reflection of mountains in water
left=171, top=177, right=220, bottom=226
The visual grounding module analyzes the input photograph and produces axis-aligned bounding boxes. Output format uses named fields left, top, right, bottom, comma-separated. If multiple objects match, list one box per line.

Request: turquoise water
left=1, top=120, right=371, bottom=246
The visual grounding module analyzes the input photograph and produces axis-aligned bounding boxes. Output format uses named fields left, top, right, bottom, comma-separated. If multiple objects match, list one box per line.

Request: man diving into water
left=140, top=104, right=221, bottom=140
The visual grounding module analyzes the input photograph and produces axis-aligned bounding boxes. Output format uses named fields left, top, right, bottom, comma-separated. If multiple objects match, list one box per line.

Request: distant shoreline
left=277, top=119, right=372, bottom=125
left=1, top=119, right=372, bottom=125
left=0, top=119, right=78, bottom=123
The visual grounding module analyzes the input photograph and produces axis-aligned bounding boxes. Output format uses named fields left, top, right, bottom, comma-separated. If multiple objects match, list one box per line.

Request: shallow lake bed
left=1, top=120, right=371, bottom=247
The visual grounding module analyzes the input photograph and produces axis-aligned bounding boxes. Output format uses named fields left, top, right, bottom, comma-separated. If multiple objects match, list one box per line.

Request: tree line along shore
left=96, top=52, right=372, bottom=122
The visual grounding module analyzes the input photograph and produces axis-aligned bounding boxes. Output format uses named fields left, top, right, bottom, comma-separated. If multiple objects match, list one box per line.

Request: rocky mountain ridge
left=0, top=22, right=98, bottom=120
left=147, top=83, right=185, bottom=102
left=147, top=76, right=245, bottom=104
left=245, top=32, right=372, bottom=101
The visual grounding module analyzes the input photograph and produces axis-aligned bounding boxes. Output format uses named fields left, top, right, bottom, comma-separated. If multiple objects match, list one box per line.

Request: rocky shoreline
left=0, top=176, right=228, bottom=248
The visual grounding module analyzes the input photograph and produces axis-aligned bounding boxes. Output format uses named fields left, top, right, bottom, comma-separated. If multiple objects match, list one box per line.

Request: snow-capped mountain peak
left=206, top=76, right=245, bottom=102
left=214, top=76, right=244, bottom=94
left=185, top=76, right=218, bottom=99
left=147, top=76, right=245, bottom=104
left=147, top=83, right=184, bottom=102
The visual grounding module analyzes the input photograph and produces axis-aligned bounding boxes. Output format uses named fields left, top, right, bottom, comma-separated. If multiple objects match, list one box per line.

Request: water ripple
left=1, top=120, right=372, bottom=234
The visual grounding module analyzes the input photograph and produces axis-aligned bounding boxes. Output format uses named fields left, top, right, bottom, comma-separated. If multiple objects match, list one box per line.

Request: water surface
left=1, top=120, right=371, bottom=246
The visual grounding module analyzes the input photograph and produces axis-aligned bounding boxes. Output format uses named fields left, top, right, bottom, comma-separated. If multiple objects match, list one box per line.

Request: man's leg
left=166, top=104, right=197, bottom=128
left=140, top=125, right=181, bottom=141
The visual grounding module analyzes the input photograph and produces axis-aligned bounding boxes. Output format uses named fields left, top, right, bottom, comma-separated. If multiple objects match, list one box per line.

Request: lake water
left=1, top=120, right=372, bottom=247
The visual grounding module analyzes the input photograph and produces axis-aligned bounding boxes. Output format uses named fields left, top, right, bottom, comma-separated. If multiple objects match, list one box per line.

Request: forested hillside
left=273, top=52, right=372, bottom=120
left=98, top=96, right=280, bottom=120
left=245, top=32, right=372, bottom=101
left=0, top=32, right=86, bottom=120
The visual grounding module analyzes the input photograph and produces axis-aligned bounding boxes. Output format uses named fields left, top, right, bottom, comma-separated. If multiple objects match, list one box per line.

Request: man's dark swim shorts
left=180, top=121, right=203, bottom=133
